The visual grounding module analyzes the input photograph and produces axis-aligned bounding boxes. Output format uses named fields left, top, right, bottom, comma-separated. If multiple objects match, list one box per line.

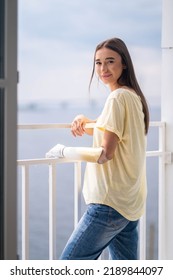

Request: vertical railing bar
left=158, top=123, right=166, bottom=259
left=48, top=163, right=57, bottom=260
left=21, top=164, right=30, bottom=260
left=74, top=162, right=82, bottom=228
left=139, top=210, right=146, bottom=260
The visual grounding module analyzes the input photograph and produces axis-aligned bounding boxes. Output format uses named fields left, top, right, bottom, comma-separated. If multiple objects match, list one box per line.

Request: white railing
left=17, top=121, right=166, bottom=260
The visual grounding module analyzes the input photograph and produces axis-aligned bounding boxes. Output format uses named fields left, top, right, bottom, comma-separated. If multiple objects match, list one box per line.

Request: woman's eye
left=95, top=61, right=101, bottom=65
left=107, top=60, right=114, bottom=64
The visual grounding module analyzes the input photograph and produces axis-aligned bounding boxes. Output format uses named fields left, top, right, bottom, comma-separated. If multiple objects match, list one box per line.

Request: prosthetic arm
left=45, top=144, right=104, bottom=163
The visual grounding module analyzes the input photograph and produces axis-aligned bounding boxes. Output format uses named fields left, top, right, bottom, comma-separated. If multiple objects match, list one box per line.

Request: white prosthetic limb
left=46, top=144, right=103, bottom=163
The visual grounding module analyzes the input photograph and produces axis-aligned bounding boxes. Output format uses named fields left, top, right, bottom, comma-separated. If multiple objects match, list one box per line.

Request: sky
left=18, top=0, right=162, bottom=107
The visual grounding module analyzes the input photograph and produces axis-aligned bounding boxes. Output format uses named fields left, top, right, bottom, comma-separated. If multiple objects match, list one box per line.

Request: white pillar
left=161, top=0, right=173, bottom=259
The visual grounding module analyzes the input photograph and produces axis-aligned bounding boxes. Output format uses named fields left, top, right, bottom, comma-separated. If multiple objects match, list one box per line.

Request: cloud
left=19, top=0, right=161, bottom=47
left=18, top=0, right=162, bottom=106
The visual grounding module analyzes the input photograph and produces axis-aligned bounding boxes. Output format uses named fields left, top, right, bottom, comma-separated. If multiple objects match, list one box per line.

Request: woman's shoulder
left=109, top=87, right=140, bottom=103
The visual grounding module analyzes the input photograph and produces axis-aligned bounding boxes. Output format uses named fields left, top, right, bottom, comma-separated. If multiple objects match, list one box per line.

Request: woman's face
left=95, top=47, right=125, bottom=91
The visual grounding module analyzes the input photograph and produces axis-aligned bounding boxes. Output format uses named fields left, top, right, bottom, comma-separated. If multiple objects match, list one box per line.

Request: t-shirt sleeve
left=95, top=97, right=125, bottom=141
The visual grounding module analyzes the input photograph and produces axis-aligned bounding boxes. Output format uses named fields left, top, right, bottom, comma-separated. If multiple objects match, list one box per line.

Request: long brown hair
left=89, top=38, right=150, bottom=134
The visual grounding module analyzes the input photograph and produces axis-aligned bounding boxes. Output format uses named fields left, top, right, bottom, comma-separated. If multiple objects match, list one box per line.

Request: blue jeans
left=60, top=204, right=139, bottom=260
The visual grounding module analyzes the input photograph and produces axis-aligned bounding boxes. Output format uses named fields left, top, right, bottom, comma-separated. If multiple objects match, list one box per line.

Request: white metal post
left=139, top=211, right=146, bottom=260
left=21, top=165, right=30, bottom=260
left=161, top=0, right=173, bottom=259
left=74, top=162, right=82, bottom=228
left=49, top=163, right=57, bottom=260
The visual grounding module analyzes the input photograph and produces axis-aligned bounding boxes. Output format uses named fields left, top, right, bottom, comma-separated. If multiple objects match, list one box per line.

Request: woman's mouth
left=102, top=74, right=112, bottom=78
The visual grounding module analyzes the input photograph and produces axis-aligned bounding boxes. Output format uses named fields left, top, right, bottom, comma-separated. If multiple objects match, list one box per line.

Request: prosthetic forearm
left=46, top=144, right=103, bottom=163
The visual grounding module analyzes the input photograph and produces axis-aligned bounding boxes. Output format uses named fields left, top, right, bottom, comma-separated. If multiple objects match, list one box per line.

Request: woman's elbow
left=97, top=149, right=114, bottom=164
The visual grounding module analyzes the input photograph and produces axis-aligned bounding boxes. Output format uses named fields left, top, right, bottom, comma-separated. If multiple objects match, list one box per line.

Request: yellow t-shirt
left=83, top=88, right=147, bottom=221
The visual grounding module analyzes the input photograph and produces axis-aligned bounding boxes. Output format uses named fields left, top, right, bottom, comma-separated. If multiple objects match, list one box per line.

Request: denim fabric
left=60, top=204, right=139, bottom=260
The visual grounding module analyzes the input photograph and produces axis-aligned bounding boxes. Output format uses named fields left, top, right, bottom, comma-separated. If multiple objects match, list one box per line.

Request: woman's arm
left=71, top=114, right=96, bottom=136
left=46, top=130, right=119, bottom=164
left=46, top=144, right=103, bottom=162
left=97, top=130, right=119, bottom=164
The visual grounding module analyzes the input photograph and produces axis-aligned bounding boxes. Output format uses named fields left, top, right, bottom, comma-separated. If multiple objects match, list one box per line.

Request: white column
left=161, top=0, right=173, bottom=259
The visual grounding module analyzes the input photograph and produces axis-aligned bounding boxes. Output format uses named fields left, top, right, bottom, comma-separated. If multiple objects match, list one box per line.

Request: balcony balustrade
left=17, top=122, right=165, bottom=260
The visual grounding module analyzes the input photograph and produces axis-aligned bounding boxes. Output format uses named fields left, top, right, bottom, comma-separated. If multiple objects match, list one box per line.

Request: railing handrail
left=17, top=123, right=96, bottom=130
left=17, top=121, right=164, bottom=130
left=17, top=158, right=81, bottom=166
left=17, top=120, right=165, bottom=165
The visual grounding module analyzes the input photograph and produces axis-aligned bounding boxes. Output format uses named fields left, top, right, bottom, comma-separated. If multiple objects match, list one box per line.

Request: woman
left=46, top=37, right=149, bottom=260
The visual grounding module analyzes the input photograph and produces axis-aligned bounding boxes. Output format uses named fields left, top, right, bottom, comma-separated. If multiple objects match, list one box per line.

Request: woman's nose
left=101, top=63, right=107, bottom=72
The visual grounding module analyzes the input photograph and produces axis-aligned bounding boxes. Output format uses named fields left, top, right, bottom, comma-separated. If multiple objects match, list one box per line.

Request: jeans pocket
left=87, top=204, right=100, bottom=218
left=87, top=204, right=111, bottom=223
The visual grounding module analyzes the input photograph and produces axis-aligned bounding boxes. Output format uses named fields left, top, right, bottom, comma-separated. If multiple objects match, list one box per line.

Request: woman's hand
left=71, top=115, right=86, bottom=137
left=46, top=144, right=66, bottom=158
left=71, top=115, right=95, bottom=137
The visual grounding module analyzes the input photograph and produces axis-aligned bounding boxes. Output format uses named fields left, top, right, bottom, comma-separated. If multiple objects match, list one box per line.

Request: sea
left=17, top=101, right=161, bottom=260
